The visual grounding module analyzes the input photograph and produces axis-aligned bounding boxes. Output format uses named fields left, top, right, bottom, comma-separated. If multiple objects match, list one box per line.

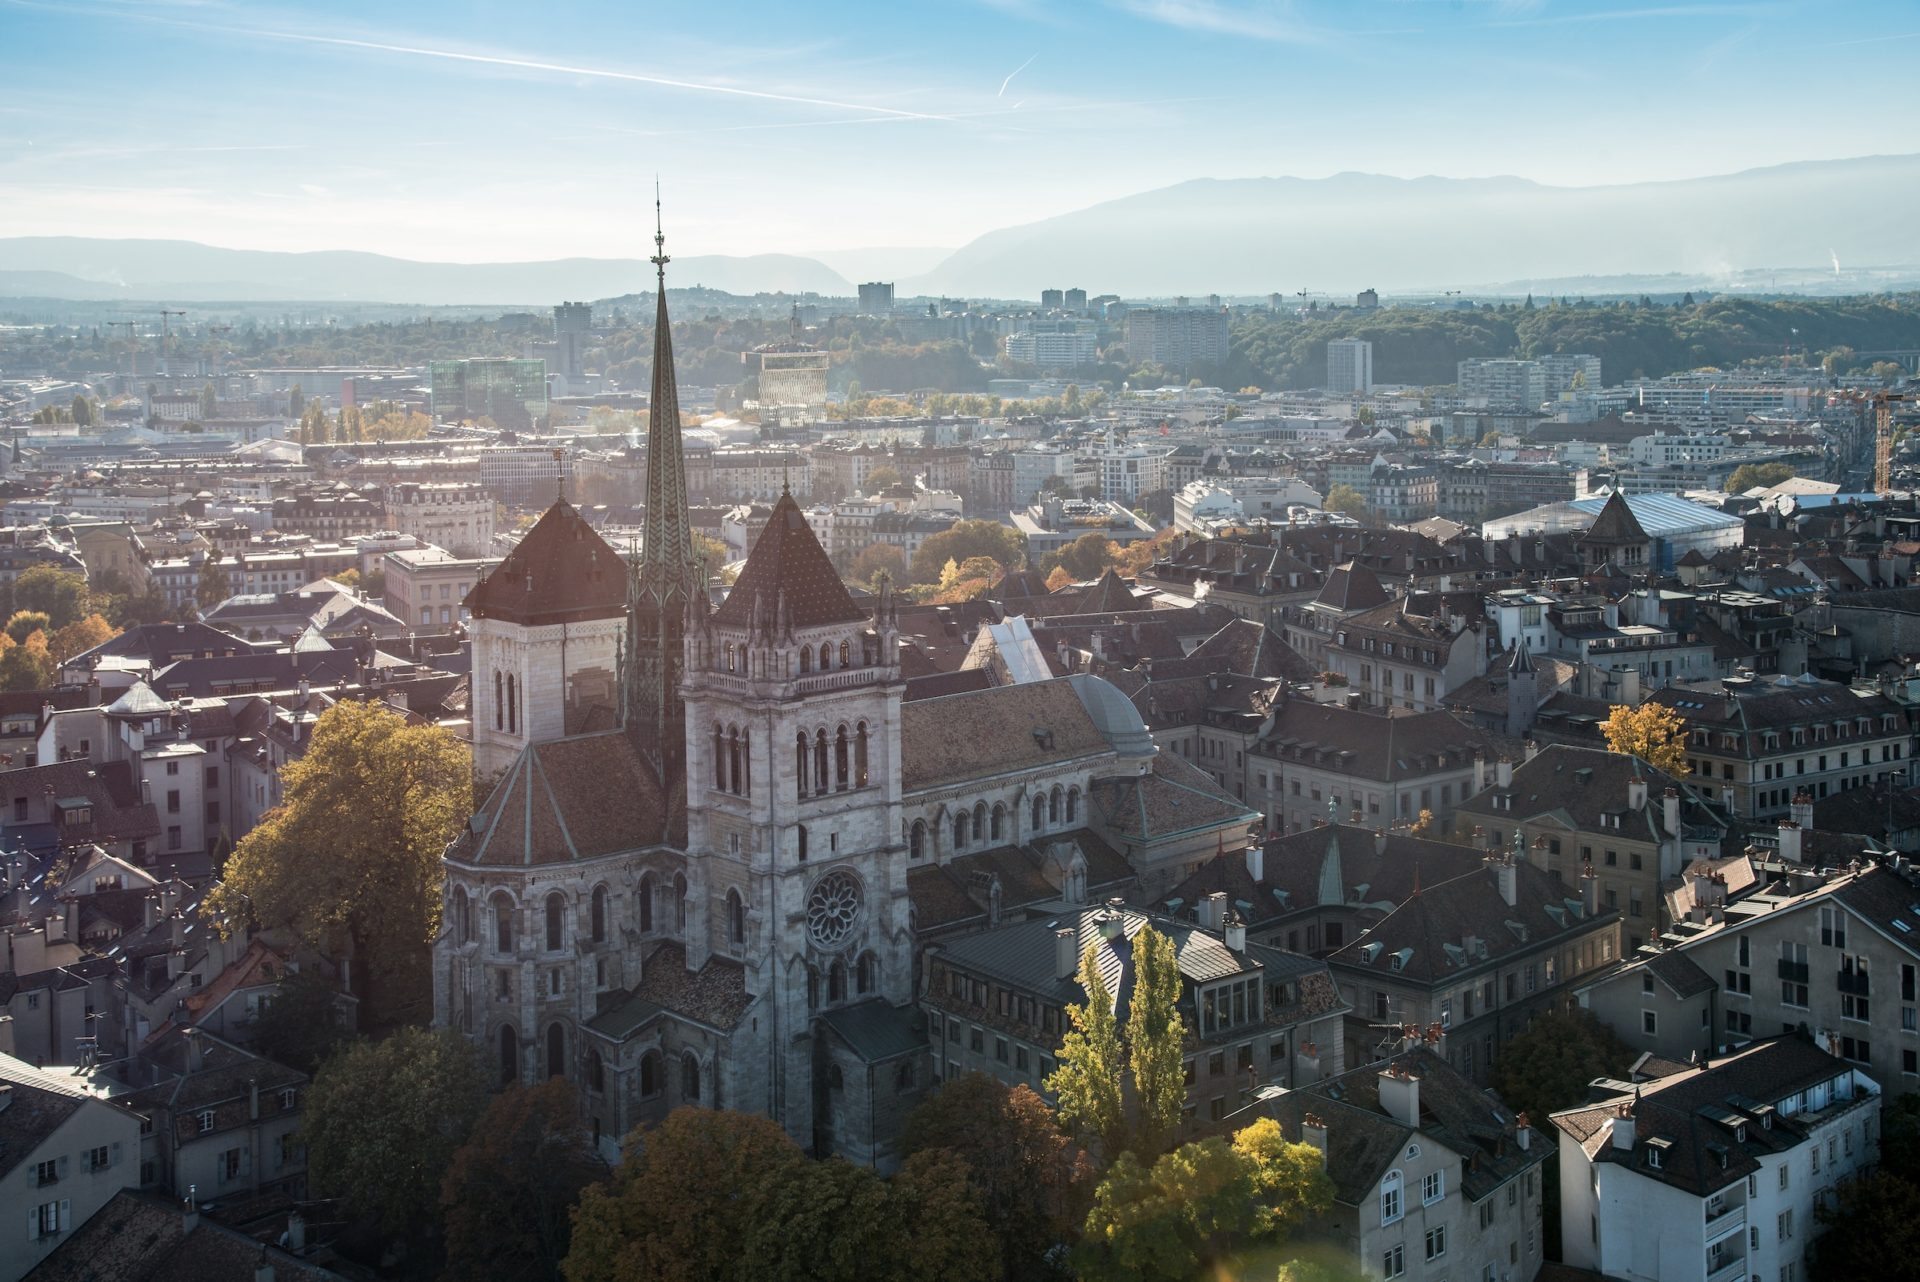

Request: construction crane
left=156, top=309, right=185, bottom=370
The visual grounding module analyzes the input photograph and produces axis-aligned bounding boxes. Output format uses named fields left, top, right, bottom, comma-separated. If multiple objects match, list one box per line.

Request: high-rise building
left=1124, top=308, right=1229, bottom=372
left=1326, top=339, right=1374, bottom=394
left=1539, top=353, right=1602, bottom=398
left=429, top=358, right=548, bottom=429
left=1063, top=287, right=1087, bottom=313
left=1355, top=288, right=1379, bottom=309
left=857, top=281, right=894, bottom=314
left=1457, top=358, right=1548, bottom=409
left=1039, top=288, right=1065, bottom=310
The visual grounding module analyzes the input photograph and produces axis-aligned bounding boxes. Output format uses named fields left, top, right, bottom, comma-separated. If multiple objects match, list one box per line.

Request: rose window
left=806, top=871, right=862, bottom=949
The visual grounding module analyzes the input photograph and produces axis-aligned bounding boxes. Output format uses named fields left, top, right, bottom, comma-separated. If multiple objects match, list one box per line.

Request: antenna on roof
left=552, top=447, right=566, bottom=505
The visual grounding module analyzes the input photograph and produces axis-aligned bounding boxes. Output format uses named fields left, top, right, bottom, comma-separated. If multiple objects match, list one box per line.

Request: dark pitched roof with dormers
left=464, top=499, right=627, bottom=626
left=713, top=490, right=866, bottom=629
left=1257, top=700, right=1499, bottom=784
left=1454, top=744, right=1720, bottom=845
left=1183, top=616, right=1316, bottom=682
left=1164, top=826, right=1486, bottom=930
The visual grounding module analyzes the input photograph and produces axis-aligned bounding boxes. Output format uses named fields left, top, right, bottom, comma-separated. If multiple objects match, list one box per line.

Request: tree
left=49, top=613, right=116, bottom=667
left=289, top=383, right=303, bottom=417
left=1126, top=926, right=1185, bottom=1159
left=1324, top=483, right=1367, bottom=519
left=207, top=701, right=471, bottom=1028
left=1810, top=1171, right=1920, bottom=1282
left=302, top=1027, right=490, bottom=1241
left=848, top=542, right=907, bottom=588
left=70, top=394, right=93, bottom=426
left=1409, top=809, right=1436, bottom=838
left=901, top=1075, right=1093, bottom=1279
left=0, top=629, right=53, bottom=692
left=1056, top=532, right=1120, bottom=583
left=5, top=610, right=51, bottom=644
left=565, top=1109, right=809, bottom=1282
left=884, top=1149, right=1003, bottom=1282
left=692, top=532, right=731, bottom=584
left=442, top=1078, right=608, bottom=1282
left=912, top=520, right=1027, bottom=584
left=12, top=565, right=89, bottom=630
left=1045, top=565, right=1076, bottom=592
left=1601, top=702, right=1691, bottom=777
left=1725, top=461, right=1795, bottom=493
left=1046, top=943, right=1127, bottom=1158
left=195, top=558, right=231, bottom=612
left=736, top=1157, right=897, bottom=1281
left=247, top=965, right=349, bottom=1075
left=1878, top=1091, right=1920, bottom=1182
left=1490, top=1009, right=1633, bottom=1124
left=863, top=464, right=904, bottom=492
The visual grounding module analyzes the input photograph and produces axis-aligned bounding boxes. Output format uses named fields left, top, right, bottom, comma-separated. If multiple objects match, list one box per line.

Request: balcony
left=1837, top=968, right=1871, bottom=996
left=1706, top=1253, right=1747, bottom=1282
left=1778, top=959, right=1810, bottom=983
left=1704, top=1200, right=1745, bottom=1236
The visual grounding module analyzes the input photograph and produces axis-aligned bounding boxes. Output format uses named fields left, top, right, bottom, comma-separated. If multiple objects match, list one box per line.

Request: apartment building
left=1319, top=598, right=1483, bottom=714
left=1458, top=359, right=1547, bottom=409
left=1327, top=339, right=1374, bottom=395
left=384, top=546, right=496, bottom=630
left=383, top=480, right=496, bottom=557
left=1124, top=308, right=1230, bottom=371
left=0, top=1053, right=145, bottom=1282
left=1253, top=700, right=1498, bottom=834
left=1554, top=1035, right=1879, bottom=1282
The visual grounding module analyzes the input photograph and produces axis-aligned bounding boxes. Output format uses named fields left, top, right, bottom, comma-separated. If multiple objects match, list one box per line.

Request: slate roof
left=1090, top=751, right=1259, bottom=843
left=67, top=622, right=256, bottom=670
left=1258, top=700, right=1498, bottom=783
left=900, top=677, right=1111, bottom=791
left=0, top=1055, right=92, bottom=1181
left=449, top=731, right=682, bottom=866
left=1166, top=826, right=1488, bottom=929
left=23, top=1189, right=346, bottom=1282
left=1582, top=489, right=1649, bottom=545
left=1641, top=949, right=1717, bottom=999
left=1182, top=616, right=1315, bottom=683
left=1073, top=569, right=1143, bottom=614
left=1312, top=560, right=1391, bottom=613
left=819, top=1000, right=926, bottom=1063
left=0, top=758, right=160, bottom=851
left=628, top=941, right=754, bottom=1031
left=464, top=498, right=627, bottom=626
left=1453, top=744, right=1720, bottom=845
left=713, top=490, right=866, bottom=629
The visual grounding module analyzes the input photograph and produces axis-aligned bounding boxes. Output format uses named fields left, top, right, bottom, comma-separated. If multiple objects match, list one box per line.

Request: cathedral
left=432, top=222, right=1257, bottom=1166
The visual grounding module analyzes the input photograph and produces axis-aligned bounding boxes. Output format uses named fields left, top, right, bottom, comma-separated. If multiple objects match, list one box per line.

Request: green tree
left=848, top=542, right=907, bottom=588
left=200, top=381, right=217, bottom=418
left=1490, top=1009, right=1633, bottom=1124
left=1601, top=702, right=1691, bottom=778
left=912, top=520, right=1027, bottom=584
left=1126, top=925, right=1186, bottom=1159
left=195, top=558, right=231, bottom=612
left=1055, top=532, right=1120, bottom=582
left=49, top=613, right=116, bottom=666
left=289, top=383, right=303, bottom=417
left=1725, top=461, right=1795, bottom=493
left=0, top=630, right=54, bottom=691
left=1046, top=943, right=1127, bottom=1159
left=441, top=1078, right=608, bottom=1282
left=1324, top=483, right=1368, bottom=519
left=5, top=610, right=51, bottom=644
left=900, top=1074, right=1093, bottom=1279
left=208, top=701, right=471, bottom=1028
left=863, top=464, right=904, bottom=491
left=1810, top=1171, right=1920, bottom=1282
left=1878, top=1092, right=1920, bottom=1182
left=302, top=1027, right=490, bottom=1242
left=12, top=565, right=89, bottom=629
left=247, top=966, right=349, bottom=1075
left=70, top=394, right=93, bottom=426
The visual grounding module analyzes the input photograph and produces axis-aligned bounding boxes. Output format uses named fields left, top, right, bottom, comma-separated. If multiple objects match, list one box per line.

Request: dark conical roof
left=1509, top=638, right=1535, bottom=676
left=1582, top=490, right=1648, bottom=544
left=713, top=491, right=867, bottom=629
left=1312, top=559, right=1390, bottom=612
left=1075, top=568, right=1140, bottom=614
left=464, top=499, right=626, bottom=626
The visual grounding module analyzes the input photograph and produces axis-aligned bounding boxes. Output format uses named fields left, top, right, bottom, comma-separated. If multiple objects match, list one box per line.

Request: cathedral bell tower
left=679, top=490, right=911, bottom=1150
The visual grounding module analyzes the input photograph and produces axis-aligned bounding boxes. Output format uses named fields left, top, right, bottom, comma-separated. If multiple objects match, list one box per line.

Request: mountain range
left=3, top=154, right=1918, bottom=304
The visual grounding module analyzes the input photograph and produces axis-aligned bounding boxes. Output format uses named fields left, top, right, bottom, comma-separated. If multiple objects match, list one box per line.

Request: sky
left=3, top=0, right=1918, bottom=267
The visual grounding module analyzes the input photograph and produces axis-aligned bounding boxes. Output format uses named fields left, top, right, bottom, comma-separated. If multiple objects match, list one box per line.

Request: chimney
left=182, top=1189, right=199, bottom=1235
left=285, top=1211, right=306, bottom=1255
left=1245, top=839, right=1264, bottom=883
left=1496, top=756, right=1513, bottom=788
left=1098, top=908, right=1125, bottom=942
left=1609, top=1108, right=1635, bottom=1151
left=1491, top=853, right=1519, bottom=907
left=167, top=949, right=187, bottom=980
left=1374, top=829, right=1388, bottom=856
left=1580, top=864, right=1599, bottom=916
left=254, top=1252, right=275, bottom=1282
left=1473, top=751, right=1487, bottom=795
left=1055, top=927, right=1078, bottom=980
left=1663, top=786, right=1681, bottom=838
left=169, top=910, right=185, bottom=949
left=1223, top=910, right=1246, bottom=954
left=1627, top=776, right=1648, bottom=811
left=1300, top=1112, right=1329, bottom=1164
left=1200, top=891, right=1227, bottom=931
left=1515, top=1112, right=1532, bottom=1151
left=1377, top=1064, right=1421, bottom=1128
left=1777, top=819, right=1802, bottom=864
left=182, top=1026, right=204, bottom=1074
left=1524, top=738, right=1540, bottom=762
left=1790, top=790, right=1814, bottom=830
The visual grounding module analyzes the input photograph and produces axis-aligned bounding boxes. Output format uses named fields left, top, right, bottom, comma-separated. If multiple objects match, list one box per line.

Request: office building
left=1327, top=339, right=1374, bottom=394
left=1457, top=359, right=1547, bottom=409
left=1125, top=308, right=1230, bottom=371
left=429, top=358, right=548, bottom=430
left=857, top=282, right=894, bottom=314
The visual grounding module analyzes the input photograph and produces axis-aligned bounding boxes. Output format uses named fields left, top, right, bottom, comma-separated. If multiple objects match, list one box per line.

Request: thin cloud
left=1113, top=0, right=1319, bottom=41
left=999, top=53, right=1038, bottom=97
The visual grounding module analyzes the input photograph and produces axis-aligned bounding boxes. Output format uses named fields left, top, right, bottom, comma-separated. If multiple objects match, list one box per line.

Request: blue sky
left=3, top=0, right=1916, bottom=264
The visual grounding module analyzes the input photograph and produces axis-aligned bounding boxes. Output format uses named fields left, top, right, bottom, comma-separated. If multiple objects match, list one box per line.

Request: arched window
left=953, top=811, right=969, bottom=849
left=1049, top=785, right=1062, bottom=824
left=673, top=873, right=688, bottom=932
left=974, top=801, right=989, bottom=844
left=828, top=960, right=848, bottom=1003
left=799, top=646, right=812, bottom=674
left=638, top=873, right=654, bottom=933
left=857, top=951, right=877, bottom=995
left=640, top=1050, right=660, bottom=1098
left=713, top=725, right=726, bottom=789
left=493, top=672, right=503, bottom=730
left=498, top=1024, right=518, bottom=1087
left=587, top=1048, right=604, bottom=1093
left=796, top=732, right=810, bottom=799
left=797, top=824, right=809, bottom=862
left=507, top=673, right=518, bottom=734
left=808, top=965, right=821, bottom=1009
left=819, top=642, right=832, bottom=671
left=724, top=640, right=735, bottom=672
left=452, top=885, right=470, bottom=944
left=835, top=725, right=849, bottom=791
left=839, top=639, right=851, bottom=668
left=546, top=1022, right=566, bottom=1079
left=682, top=1052, right=701, bottom=1102
left=909, top=820, right=925, bottom=860
left=492, top=892, right=515, bottom=954
left=726, top=889, right=745, bottom=946
left=1032, top=795, right=1046, bottom=832
left=855, top=722, right=869, bottom=787
left=728, top=726, right=742, bottom=795
left=1380, top=1171, right=1404, bottom=1225
left=814, top=730, right=829, bottom=795
left=991, top=803, right=1005, bottom=842
left=590, top=885, right=607, bottom=944
left=545, top=892, right=565, bottom=951
left=1066, top=786, right=1080, bottom=824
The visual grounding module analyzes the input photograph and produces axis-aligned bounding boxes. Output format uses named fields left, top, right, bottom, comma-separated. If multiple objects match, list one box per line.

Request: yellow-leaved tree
left=208, top=700, right=471, bottom=1028
left=1602, top=702, right=1691, bottom=777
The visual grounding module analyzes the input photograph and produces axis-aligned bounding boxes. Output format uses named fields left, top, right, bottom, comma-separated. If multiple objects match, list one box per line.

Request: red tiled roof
left=713, top=491, right=867, bottom=630
left=464, top=499, right=627, bottom=626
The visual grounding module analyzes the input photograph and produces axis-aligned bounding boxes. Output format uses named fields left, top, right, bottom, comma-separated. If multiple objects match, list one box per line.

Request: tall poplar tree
left=1046, top=942, right=1126, bottom=1159
left=1125, top=925, right=1185, bottom=1159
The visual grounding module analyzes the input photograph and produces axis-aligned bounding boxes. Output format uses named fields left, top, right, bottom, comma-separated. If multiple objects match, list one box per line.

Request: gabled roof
left=1581, top=489, right=1650, bottom=545
left=1074, top=568, right=1142, bottom=614
left=1312, top=560, right=1391, bottom=613
left=450, top=730, right=682, bottom=865
left=1184, top=616, right=1315, bottom=683
left=464, top=498, right=627, bottom=626
left=712, top=490, right=866, bottom=629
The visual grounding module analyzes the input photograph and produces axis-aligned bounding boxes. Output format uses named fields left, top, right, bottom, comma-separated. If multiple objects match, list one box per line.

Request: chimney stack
left=1491, top=853, right=1519, bottom=907
left=1627, top=776, right=1648, bottom=811
left=1790, top=790, right=1814, bottom=830
left=1496, top=757, right=1513, bottom=788
left=1610, top=1108, right=1635, bottom=1151
left=1580, top=864, right=1599, bottom=917
left=182, top=1189, right=199, bottom=1235
left=182, top=1026, right=203, bottom=1074
left=285, top=1211, right=306, bottom=1255
left=1777, top=819, right=1803, bottom=864
left=1223, top=910, right=1246, bottom=954
left=1663, top=786, right=1681, bottom=838
left=1200, top=891, right=1227, bottom=931
left=1378, top=1064, right=1422, bottom=1128
left=1245, top=838, right=1264, bottom=883
left=1300, top=1112, right=1329, bottom=1164
left=1055, top=927, right=1078, bottom=980
left=1473, top=751, right=1487, bottom=795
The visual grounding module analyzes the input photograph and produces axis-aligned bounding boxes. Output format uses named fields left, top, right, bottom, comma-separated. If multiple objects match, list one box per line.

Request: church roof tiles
left=464, top=499, right=626, bottom=627
left=712, top=490, right=867, bottom=630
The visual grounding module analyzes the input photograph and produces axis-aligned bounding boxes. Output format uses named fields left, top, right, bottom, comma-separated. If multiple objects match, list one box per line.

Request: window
left=31, top=1200, right=66, bottom=1239
left=545, top=893, right=565, bottom=951
left=1642, top=1010, right=1657, bottom=1035
left=682, top=1053, right=702, bottom=1102
left=1822, top=907, right=1847, bottom=949
left=197, top=1110, right=215, bottom=1133
left=1425, top=1226, right=1447, bottom=1261
left=1382, top=1245, right=1404, bottom=1279
left=1380, top=1171, right=1404, bottom=1225
left=86, top=1145, right=111, bottom=1172
left=1423, top=1170, right=1445, bottom=1204
left=1778, top=1209, right=1793, bottom=1242
left=34, top=1158, right=59, bottom=1186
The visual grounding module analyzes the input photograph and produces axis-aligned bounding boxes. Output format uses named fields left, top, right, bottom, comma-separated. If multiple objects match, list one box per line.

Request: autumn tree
left=1046, top=943, right=1127, bottom=1159
left=0, top=629, right=53, bottom=691
left=1055, top=532, right=1120, bottom=582
left=912, top=520, right=1027, bottom=584
left=49, top=613, right=116, bottom=666
left=1324, top=484, right=1368, bottom=519
left=442, top=1078, right=608, bottom=1282
left=208, top=701, right=470, bottom=1027
left=1490, top=1009, right=1633, bottom=1125
left=12, top=565, right=89, bottom=629
left=5, top=610, right=51, bottom=644
left=848, top=542, right=907, bottom=588
left=1601, top=702, right=1691, bottom=777
left=302, top=1027, right=490, bottom=1242
left=901, top=1074, right=1093, bottom=1279
left=1045, top=565, right=1076, bottom=592
left=863, top=464, right=904, bottom=491
left=1725, top=461, right=1795, bottom=494
left=1126, top=925, right=1186, bottom=1159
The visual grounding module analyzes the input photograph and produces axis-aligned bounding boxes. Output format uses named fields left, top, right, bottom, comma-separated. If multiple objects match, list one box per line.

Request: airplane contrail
left=999, top=54, right=1037, bottom=98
